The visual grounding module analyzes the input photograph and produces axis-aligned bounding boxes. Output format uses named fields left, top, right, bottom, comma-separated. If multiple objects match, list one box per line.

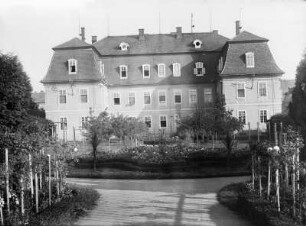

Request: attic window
left=119, top=42, right=129, bottom=51
left=245, top=52, right=255, bottom=68
left=193, top=62, right=205, bottom=76
left=218, top=57, right=223, bottom=72
left=193, top=39, right=202, bottom=49
left=68, top=59, right=77, bottom=74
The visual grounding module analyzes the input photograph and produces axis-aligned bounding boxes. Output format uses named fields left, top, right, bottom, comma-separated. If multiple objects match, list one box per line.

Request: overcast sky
left=0, top=0, right=305, bottom=92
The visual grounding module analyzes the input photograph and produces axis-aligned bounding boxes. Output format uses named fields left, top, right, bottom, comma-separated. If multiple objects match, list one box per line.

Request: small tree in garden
left=83, top=111, right=111, bottom=171
left=125, top=117, right=148, bottom=147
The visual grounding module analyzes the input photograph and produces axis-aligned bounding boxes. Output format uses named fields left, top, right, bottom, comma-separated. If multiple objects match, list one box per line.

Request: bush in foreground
left=218, top=182, right=301, bottom=226
left=27, top=185, right=100, bottom=226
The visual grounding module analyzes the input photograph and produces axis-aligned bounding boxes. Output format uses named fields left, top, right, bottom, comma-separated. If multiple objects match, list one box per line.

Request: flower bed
left=73, top=145, right=251, bottom=174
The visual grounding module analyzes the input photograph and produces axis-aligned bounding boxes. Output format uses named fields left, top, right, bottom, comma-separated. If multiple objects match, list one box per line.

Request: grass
left=27, top=185, right=100, bottom=226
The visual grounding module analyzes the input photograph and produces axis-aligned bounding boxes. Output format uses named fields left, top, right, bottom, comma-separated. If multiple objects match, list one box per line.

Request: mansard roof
left=52, top=37, right=92, bottom=50
left=93, top=32, right=229, bottom=56
left=220, top=31, right=283, bottom=76
left=41, top=48, right=102, bottom=84
left=221, top=42, right=283, bottom=76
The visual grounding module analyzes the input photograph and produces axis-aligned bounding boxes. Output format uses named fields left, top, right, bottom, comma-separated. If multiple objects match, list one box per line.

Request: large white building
left=41, top=22, right=283, bottom=141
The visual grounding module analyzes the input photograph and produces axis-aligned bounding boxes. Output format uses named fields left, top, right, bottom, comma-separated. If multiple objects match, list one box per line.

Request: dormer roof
left=228, top=31, right=269, bottom=43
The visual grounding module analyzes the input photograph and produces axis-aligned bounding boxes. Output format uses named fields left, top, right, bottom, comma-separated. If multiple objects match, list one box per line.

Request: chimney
left=80, top=27, right=85, bottom=41
left=235, top=20, right=242, bottom=36
left=92, top=36, right=97, bottom=44
left=138, top=28, right=145, bottom=41
left=176, top=27, right=182, bottom=39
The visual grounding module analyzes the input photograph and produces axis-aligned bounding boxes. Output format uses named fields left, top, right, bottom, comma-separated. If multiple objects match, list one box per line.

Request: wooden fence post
left=20, top=176, right=24, bottom=216
left=29, top=154, right=34, bottom=198
left=274, top=123, right=280, bottom=212
left=292, top=152, right=296, bottom=217
left=267, top=158, right=271, bottom=198
left=0, top=194, right=4, bottom=226
left=35, top=172, right=39, bottom=213
left=48, top=155, right=51, bottom=206
left=5, top=148, right=10, bottom=214
left=258, top=156, right=262, bottom=198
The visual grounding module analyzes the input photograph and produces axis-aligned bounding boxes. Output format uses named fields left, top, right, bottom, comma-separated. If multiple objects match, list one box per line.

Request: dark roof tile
left=94, top=32, right=229, bottom=56
left=53, top=37, right=92, bottom=50
left=41, top=49, right=102, bottom=83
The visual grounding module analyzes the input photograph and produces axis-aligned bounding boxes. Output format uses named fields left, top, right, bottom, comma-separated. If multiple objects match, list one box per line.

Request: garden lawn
left=28, top=185, right=100, bottom=226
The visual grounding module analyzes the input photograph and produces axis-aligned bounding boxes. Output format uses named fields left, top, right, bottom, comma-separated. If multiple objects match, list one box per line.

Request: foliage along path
left=68, top=176, right=253, bottom=226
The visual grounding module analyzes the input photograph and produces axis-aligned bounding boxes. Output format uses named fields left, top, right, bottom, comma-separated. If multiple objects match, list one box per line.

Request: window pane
left=145, top=116, right=151, bottom=128
left=204, top=88, right=213, bottom=103
left=175, top=94, right=181, bottom=103
left=237, top=83, right=245, bottom=98
left=158, top=64, right=165, bottom=77
left=129, top=93, right=135, bottom=105
left=259, top=83, right=267, bottom=97
left=159, top=92, right=166, bottom=104
left=144, top=92, right=150, bottom=104
left=238, top=111, right=246, bottom=124
left=160, top=116, right=167, bottom=128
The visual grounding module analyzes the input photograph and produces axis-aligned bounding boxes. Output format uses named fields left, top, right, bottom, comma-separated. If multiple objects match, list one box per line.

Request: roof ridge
left=229, top=30, right=268, bottom=43
left=53, top=37, right=92, bottom=50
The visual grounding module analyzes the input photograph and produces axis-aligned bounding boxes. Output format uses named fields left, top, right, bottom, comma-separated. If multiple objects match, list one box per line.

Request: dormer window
left=193, top=62, right=205, bottom=76
left=119, top=42, right=129, bottom=51
left=245, top=52, right=255, bottom=68
left=119, top=65, right=128, bottom=79
left=142, top=64, right=150, bottom=78
left=68, top=59, right=77, bottom=74
left=193, top=39, right=202, bottom=49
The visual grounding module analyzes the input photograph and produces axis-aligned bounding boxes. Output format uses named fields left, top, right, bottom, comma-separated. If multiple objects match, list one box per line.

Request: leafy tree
left=0, top=53, right=35, bottom=131
left=83, top=111, right=112, bottom=171
left=125, top=117, right=148, bottom=146
left=290, top=52, right=306, bottom=158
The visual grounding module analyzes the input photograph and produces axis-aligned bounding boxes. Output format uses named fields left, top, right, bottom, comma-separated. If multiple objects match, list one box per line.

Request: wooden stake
left=251, top=153, right=255, bottom=189
left=35, top=173, right=39, bottom=213
left=56, top=161, right=59, bottom=197
left=29, top=154, right=34, bottom=198
left=48, top=155, right=51, bottom=206
left=5, top=148, right=10, bottom=214
left=292, top=153, right=296, bottom=217
left=258, top=156, right=262, bottom=198
left=267, top=160, right=271, bottom=198
left=20, top=177, right=24, bottom=216
left=0, top=203, right=3, bottom=226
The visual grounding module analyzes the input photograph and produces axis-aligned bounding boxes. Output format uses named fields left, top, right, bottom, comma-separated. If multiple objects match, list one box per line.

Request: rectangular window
left=246, top=52, right=255, bottom=68
left=189, top=89, right=197, bottom=104
left=258, top=82, right=267, bottom=97
left=68, top=59, right=77, bottom=74
left=238, top=111, right=246, bottom=124
left=59, top=90, right=66, bottom=104
left=113, top=92, right=120, bottom=105
left=120, top=65, right=128, bottom=79
left=158, top=90, right=166, bottom=105
left=204, top=88, right=213, bottom=103
left=142, top=64, right=150, bottom=78
left=174, top=90, right=182, bottom=104
left=160, top=115, right=167, bottom=128
left=144, top=116, right=152, bottom=128
left=194, top=62, right=205, bottom=76
left=80, top=89, right=88, bottom=103
left=237, top=83, right=245, bottom=98
left=144, top=92, right=151, bottom=105
left=60, top=117, right=67, bottom=130
left=173, top=63, right=181, bottom=77
left=260, top=110, right=268, bottom=123
left=81, top=116, right=88, bottom=129
left=128, top=92, right=135, bottom=106
left=158, top=64, right=166, bottom=77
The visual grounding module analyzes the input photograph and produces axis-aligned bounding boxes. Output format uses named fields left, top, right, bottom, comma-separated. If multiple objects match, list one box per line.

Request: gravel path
left=68, top=176, right=252, bottom=226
